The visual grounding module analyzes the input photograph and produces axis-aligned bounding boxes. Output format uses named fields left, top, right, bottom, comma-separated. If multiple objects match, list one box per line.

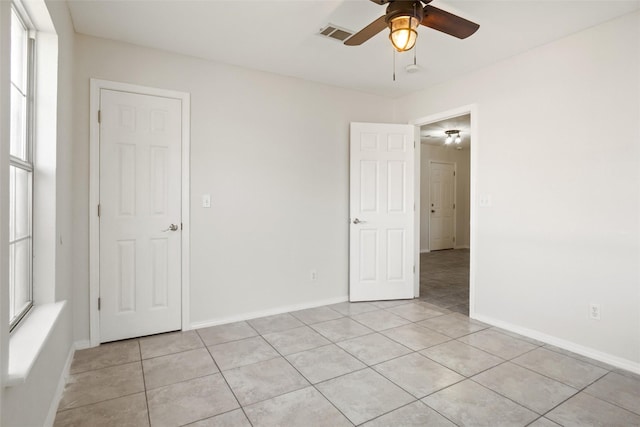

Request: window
left=9, top=5, right=34, bottom=330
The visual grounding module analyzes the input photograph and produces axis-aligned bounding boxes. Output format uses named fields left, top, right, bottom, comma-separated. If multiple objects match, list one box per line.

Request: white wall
left=1, top=1, right=76, bottom=426
left=420, top=144, right=470, bottom=251
left=72, top=35, right=395, bottom=338
left=396, top=11, right=640, bottom=369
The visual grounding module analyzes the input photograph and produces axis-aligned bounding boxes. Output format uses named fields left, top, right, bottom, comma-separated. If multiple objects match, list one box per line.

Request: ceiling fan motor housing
left=384, top=1, right=425, bottom=25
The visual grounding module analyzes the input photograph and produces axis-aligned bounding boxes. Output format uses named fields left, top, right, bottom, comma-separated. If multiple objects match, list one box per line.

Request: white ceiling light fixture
left=445, top=129, right=461, bottom=145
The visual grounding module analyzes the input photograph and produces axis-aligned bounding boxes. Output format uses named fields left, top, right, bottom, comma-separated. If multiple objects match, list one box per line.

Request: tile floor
left=54, top=298, right=640, bottom=426
left=420, top=249, right=470, bottom=314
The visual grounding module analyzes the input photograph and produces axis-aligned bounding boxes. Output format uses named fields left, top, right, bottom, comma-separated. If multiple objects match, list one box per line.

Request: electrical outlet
left=589, top=303, right=601, bottom=320
left=310, top=270, right=318, bottom=281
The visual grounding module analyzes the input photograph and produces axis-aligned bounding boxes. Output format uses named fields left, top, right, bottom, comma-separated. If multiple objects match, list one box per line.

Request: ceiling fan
left=345, top=0, right=480, bottom=52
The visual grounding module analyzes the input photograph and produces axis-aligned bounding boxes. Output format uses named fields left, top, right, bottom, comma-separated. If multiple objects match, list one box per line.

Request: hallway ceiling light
left=445, top=130, right=461, bottom=145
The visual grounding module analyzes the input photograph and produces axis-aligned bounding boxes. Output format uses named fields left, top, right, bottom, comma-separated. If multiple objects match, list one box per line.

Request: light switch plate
left=479, top=194, right=492, bottom=207
left=202, top=194, right=211, bottom=208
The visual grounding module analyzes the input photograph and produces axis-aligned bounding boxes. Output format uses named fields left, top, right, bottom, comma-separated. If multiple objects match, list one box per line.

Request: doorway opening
left=411, top=107, right=476, bottom=316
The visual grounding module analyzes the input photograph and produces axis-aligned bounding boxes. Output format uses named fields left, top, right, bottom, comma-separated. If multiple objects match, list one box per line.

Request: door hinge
left=97, top=204, right=101, bottom=217
left=181, top=223, right=183, bottom=230
left=413, top=265, right=415, bottom=274
left=453, top=171, right=456, bottom=176
left=98, top=110, right=101, bottom=124
left=453, top=203, right=456, bottom=209
left=98, top=297, right=101, bottom=310
left=453, top=236, right=456, bottom=242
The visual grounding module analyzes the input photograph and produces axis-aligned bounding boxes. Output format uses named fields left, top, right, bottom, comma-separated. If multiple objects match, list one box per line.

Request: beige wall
left=72, top=34, right=395, bottom=337
left=420, top=144, right=470, bottom=251
left=396, top=11, right=640, bottom=369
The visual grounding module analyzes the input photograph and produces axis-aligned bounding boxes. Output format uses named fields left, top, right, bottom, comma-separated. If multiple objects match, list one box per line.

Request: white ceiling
left=421, top=113, right=470, bottom=149
left=66, top=0, right=640, bottom=98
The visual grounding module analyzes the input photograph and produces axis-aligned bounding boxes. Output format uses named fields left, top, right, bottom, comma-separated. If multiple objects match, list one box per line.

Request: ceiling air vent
left=318, top=24, right=354, bottom=42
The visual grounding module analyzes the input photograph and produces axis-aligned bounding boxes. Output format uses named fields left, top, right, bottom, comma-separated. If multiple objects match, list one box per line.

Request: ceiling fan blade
left=421, top=5, right=480, bottom=39
left=344, top=15, right=387, bottom=46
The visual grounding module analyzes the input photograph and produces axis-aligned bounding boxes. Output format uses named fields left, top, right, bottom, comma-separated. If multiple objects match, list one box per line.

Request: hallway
left=420, top=249, right=469, bottom=314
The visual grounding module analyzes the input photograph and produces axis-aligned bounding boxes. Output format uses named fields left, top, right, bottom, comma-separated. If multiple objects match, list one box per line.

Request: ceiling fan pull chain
left=393, top=48, right=396, bottom=81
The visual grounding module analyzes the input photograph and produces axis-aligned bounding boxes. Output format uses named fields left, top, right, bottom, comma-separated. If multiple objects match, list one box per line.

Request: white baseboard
left=454, top=245, right=470, bottom=249
left=420, top=249, right=430, bottom=253
left=44, top=340, right=89, bottom=427
left=190, top=295, right=349, bottom=330
left=472, top=314, right=640, bottom=375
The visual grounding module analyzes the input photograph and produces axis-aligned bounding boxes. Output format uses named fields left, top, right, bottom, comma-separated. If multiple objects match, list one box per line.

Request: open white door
left=349, top=122, right=415, bottom=301
left=99, top=89, right=182, bottom=342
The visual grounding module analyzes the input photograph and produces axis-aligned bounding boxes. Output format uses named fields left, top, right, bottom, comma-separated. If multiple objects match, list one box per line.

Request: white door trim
left=410, top=104, right=478, bottom=316
left=89, top=79, right=191, bottom=346
left=428, top=160, right=457, bottom=252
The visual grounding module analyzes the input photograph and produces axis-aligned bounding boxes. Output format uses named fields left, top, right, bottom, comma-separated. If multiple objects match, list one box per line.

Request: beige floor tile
left=311, top=317, right=373, bottom=342
left=458, top=329, right=538, bottom=359
left=369, top=300, right=413, bottom=309
left=263, top=325, right=330, bottom=355
left=196, top=321, right=258, bottom=346
left=473, top=362, right=578, bottom=414
left=421, top=340, right=503, bottom=377
left=374, top=353, right=464, bottom=398
left=381, top=323, right=451, bottom=351
left=247, top=313, right=303, bottom=334
left=208, top=336, right=279, bottom=371
left=386, top=302, right=447, bottom=322
left=423, top=380, right=538, bottom=427
left=316, top=368, right=414, bottom=425
left=58, top=362, right=144, bottom=410
left=139, top=331, right=204, bottom=359
left=147, top=374, right=239, bottom=427
left=546, top=392, right=640, bottom=427
left=512, top=347, right=608, bottom=389
left=584, top=371, right=640, bottom=415
left=286, top=344, right=366, bottom=384
left=70, top=340, right=140, bottom=374
left=330, top=301, right=378, bottom=316
left=290, top=306, right=343, bottom=324
left=184, top=409, right=251, bottom=427
left=244, top=386, right=352, bottom=427
left=351, top=310, right=411, bottom=331
left=337, top=333, right=412, bottom=365
left=417, top=313, right=488, bottom=338
left=54, top=392, right=148, bottom=427
left=223, top=357, right=309, bottom=406
left=362, top=401, right=456, bottom=427
left=527, top=417, right=561, bottom=427
left=142, top=348, right=218, bottom=390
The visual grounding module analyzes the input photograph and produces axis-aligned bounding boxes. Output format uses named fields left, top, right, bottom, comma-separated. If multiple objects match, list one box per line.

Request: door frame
left=428, top=160, right=457, bottom=252
left=88, top=79, right=191, bottom=346
left=410, top=104, right=477, bottom=316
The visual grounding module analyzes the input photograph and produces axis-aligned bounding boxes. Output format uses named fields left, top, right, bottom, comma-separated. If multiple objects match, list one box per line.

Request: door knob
left=353, top=218, right=367, bottom=224
left=431, top=210, right=435, bottom=213
left=162, top=224, right=179, bottom=232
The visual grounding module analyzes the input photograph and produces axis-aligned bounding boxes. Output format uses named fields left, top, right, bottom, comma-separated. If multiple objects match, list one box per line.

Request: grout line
left=138, top=341, right=153, bottom=427
left=203, top=344, right=255, bottom=427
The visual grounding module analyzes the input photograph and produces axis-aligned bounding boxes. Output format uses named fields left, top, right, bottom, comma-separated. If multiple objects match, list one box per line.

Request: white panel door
left=349, top=122, right=415, bottom=301
left=99, top=89, right=182, bottom=342
left=429, top=162, right=455, bottom=251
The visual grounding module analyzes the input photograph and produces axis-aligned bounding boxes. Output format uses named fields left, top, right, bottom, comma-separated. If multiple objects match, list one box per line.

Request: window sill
left=5, top=301, right=66, bottom=387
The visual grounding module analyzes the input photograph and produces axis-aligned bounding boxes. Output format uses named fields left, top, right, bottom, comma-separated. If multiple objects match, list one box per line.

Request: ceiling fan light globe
left=455, top=135, right=461, bottom=144
left=445, top=136, right=453, bottom=145
left=389, top=15, right=419, bottom=51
